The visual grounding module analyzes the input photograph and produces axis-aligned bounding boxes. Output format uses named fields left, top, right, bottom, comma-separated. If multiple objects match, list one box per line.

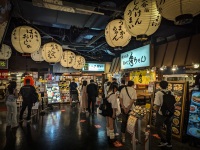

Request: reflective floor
left=0, top=104, right=199, bottom=150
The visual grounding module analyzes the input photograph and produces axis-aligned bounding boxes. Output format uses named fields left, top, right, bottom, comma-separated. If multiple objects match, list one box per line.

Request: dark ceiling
left=3, top=0, right=200, bottom=62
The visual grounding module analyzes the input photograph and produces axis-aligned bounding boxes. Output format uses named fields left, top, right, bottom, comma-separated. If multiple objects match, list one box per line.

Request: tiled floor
left=0, top=103, right=199, bottom=150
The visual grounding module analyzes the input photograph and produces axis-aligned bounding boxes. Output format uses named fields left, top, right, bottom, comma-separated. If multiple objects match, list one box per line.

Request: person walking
left=19, top=79, right=38, bottom=122
left=87, top=79, right=98, bottom=114
left=104, top=79, right=108, bottom=98
left=81, top=80, right=87, bottom=113
left=119, top=80, right=137, bottom=143
left=69, top=78, right=78, bottom=106
left=5, top=81, right=19, bottom=137
left=154, top=80, right=174, bottom=148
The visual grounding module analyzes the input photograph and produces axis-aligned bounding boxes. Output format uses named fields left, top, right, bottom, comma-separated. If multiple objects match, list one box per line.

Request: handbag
left=99, top=93, right=114, bottom=117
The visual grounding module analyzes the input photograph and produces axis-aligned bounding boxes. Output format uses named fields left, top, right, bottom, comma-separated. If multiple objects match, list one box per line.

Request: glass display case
left=187, top=90, right=200, bottom=139
left=46, top=82, right=61, bottom=104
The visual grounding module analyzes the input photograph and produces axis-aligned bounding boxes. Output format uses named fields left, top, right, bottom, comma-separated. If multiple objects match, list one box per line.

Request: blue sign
left=83, top=63, right=105, bottom=72
left=121, top=45, right=150, bottom=69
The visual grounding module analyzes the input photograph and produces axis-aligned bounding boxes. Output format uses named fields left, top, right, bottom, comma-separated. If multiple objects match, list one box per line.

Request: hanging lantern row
left=0, top=44, right=12, bottom=60
left=11, top=26, right=41, bottom=54
left=156, top=0, right=200, bottom=25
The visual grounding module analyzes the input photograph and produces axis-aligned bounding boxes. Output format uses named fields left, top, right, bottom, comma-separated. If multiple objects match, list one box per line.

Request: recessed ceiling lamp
left=160, top=65, right=166, bottom=71
left=172, top=65, right=178, bottom=71
left=193, top=63, right=199, bottom=69
left=146, top=69, right=150, bottom=74
left=151, top=67, right=156, bottom=72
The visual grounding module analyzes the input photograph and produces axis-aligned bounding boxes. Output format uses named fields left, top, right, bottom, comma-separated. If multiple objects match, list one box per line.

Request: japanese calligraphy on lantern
left=11, top=26, right=41, bottom=53
left=121, top=45, right=150, bottom=69
left=73, top=55, right=85, bottom=69
left=82, top=63, right=105, bottom=72
left=42, top=42, right=63, bottom=63
left=124, top=0, right=161, bottom=38
left=31, top=48, right=44, bottom=62
left=60, top=50, right=76, bottom=67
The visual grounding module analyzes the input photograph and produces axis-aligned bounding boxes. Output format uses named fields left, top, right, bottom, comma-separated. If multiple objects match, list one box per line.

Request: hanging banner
left=130, top=70, right=156, bottom=85
left=127, top=115, right=137, bottom=134
left=121, top=45, right=150, bottom=69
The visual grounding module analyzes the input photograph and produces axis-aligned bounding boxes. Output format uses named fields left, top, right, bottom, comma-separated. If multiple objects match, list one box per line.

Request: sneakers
left=166, top=144, right=172, bottom=148
left=158, top=142, right=168, bottom=147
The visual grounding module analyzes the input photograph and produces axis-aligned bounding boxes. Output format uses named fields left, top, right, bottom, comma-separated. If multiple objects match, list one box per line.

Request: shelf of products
left=58, top=79, right=70, bottom=103
left=187, top=90, right=200, bottom=139
left=46, top=82, right=61, bottom=104
left=151, top=81, right=187, bottom=140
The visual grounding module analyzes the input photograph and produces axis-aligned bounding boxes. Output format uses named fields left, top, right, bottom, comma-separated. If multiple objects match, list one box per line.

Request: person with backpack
left=19, top=79, right=38, bottom=122
left=119, top=80, right=137, bottom=143
left=154, top=80, right=176, bottom=148
left=5, top=81, right=19, bottom=137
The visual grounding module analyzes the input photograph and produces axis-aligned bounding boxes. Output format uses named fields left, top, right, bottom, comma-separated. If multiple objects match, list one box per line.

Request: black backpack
left=99, top=93, right=114, bottom=117
left=161, top=91, right=176, bottom=117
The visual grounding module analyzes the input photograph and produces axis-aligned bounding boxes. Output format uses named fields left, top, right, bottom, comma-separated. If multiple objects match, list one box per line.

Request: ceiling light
left=193, top=63, right=199, bottom=69
left=146, top=69, right=150, bottom=74
left=151, top=67, right=156, bottom=72
left=160, top=65, right=166, bottom=71
left=172, top=65, right=178, bottom=71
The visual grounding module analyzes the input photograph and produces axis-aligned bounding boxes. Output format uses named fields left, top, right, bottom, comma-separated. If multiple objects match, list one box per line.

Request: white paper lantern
left=60, top=50, right=76, bottom=67
left=11, top=26, right=41, bottom=53
left=73, top=55, right=85, bottom=69
left=42, top=42, right=63, bottom=63
left=0, top=44, right=12, bottom=60
left=124, top=0, right=162, bottom=40
left=31, top=48, right=44, bottom=62
left=105, top=19, right=131, bottom=49
left=156, top=0, right=200, bottom=25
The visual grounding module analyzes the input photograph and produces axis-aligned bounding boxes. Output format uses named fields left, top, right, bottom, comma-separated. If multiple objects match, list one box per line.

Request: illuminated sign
left=121, top=45, right=150, bottom=69
left=83, top=63, right=105, bottom=72
left=0, top=60, right=8, bottom=69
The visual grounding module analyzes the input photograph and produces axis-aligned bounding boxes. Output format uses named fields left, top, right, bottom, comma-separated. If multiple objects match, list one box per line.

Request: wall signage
left=121, top=45, right=150, bottom=69
left=0, top=60, right=8, bottom=69
left=0, top=69, right=8, bottom=79
left=83, top=63, right=105, bottom=72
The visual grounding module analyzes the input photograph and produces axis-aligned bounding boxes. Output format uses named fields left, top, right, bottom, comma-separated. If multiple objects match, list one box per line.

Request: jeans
left=121, top=109, right=130, bottom=133
left=155, top=113, right=173, bottom=144
left=19, top=102, right=33, bottom=120
left=88, top=96, right=96, bottom=113
left=6, top=101, right=18, bottom=127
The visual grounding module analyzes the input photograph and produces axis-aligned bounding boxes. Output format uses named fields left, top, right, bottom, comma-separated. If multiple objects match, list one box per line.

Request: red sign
left=0, top=70, right=8, bottom=79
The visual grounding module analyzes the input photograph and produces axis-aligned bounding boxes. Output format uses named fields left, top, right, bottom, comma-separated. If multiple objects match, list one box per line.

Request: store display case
left=58, top=79, right=70, bottom=103
left=186, top=90, right=200, bottom=139
left=151, top=81, right=188, bottom=140
left=46, top=82, right=61, bottom=104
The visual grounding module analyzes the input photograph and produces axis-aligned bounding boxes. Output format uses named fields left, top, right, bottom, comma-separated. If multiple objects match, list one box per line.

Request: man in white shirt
left=154, top=80, right=173, bottom=148
left=119, top=80, right=137, bottom=143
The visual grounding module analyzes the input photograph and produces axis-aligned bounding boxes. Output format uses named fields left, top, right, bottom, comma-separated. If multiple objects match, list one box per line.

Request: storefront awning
left=155, top=44, right=167, bottom=67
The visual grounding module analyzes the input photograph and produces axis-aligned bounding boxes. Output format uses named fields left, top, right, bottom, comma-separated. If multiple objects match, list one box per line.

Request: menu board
left=46, top=82, right=61, bottom=104
left=187, top=90, right=200, bottom=139
left=151, top=81, right=187, bottom=139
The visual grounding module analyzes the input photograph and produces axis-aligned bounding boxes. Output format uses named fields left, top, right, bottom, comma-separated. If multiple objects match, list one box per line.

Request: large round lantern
left=0, top=44, right=12, bottom=60
left=156, top=0, right=200, bottom=25
left=31, top=48, right=44, bottom=62
left=73, top=55, right=85, bottom=70
left=124, top=0, right=162, bottom=41
left=105, top=19, right=131, bottom=49
left=11, top=26, right=41, bottom=53
left=60, top=50, right=76, bottom=67
left=42, top=42, right=63, bottom=63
